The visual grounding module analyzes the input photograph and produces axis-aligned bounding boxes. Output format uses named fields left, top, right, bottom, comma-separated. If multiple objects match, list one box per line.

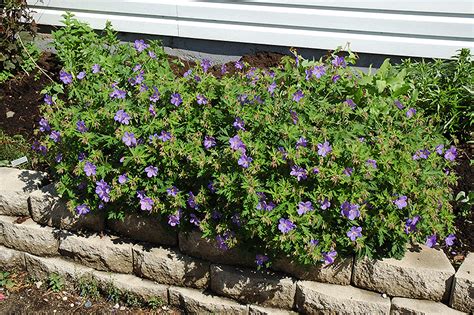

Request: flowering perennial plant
left=37, top=15, right=457, bottom=266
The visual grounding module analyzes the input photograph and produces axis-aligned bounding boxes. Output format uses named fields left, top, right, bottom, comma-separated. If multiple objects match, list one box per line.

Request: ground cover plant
left=36, top=14, right=460, bottom=267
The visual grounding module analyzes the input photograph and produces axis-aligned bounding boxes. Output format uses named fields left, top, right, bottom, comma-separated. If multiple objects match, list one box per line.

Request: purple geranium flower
left=235, top=60, right=244, bottom=70
left=292, top=90, right=304, bottom=102
left=50, top=131, right=61, bottom=143
left=170, top=93, right=182, bottom=106
left=76, top=120, right=87, bottom=133
left=92, top=64, right=101, bottom=73
left=445, top=234, right=456, bottom=246
left=413, top=149, right=431, bottom=160
left=201, top=59, right=211, bottom=73
left=366, top=159, right=377, bottom=169
left=255, top=254, right=269, bottom=266
left=229, top=135, right=246, bottom=152
left=332, top=75, right=341, bottom=83
left=149, top=87, right=160, bottom=102
left=118, top=174, right=127, bottom=184
left=309, top=239, right=319, bottom=246
left=114, top=110, right=131, bottom=125
left=296, top=137, right=308, bottom=148
left=332, top=56, right=346, bottom=68
left=197, top=94, right=208, bottom=105
left=78, top=152, right=86, bottom=162
left=290, top=110, right=298, bottom=124
left=343, top=167, right=353, bottom=176
left=444, top=146, right=457, bottom=161
left=347, top=226, right=362, bottom=241
left=320, top=198, right=331, bottom=210
left=394, top=100, right=404, bottom=110
left=425, top=234, right=437, bottom=248
left=278, top=218, right=296, bottom=234
left=406, top=108, right=416, bottom=118
left=77, top=71, right=86, bottom=80
left=221, top=64, right=227, bottom=75
left=238, top=154, right=253, bottom=168
left=55, top=153, right=63, bottom=163
left=404, top=215, right=420, bottom=234
left=183, top=69, right=192, bottom=78
left=122, top=132, right=137, bottom=147
left=204, top=136, right=216, bottom=149
left=158, top=130, right=171, bottom=142
left=313, top=167, right=320, bottom=174
left=59, top=70, right=73, bottom=84
left=149, top=104, right=156, bottom=117
left=148, top=50, right=156, bottom=58
left=290, top=165, right=307, bottom=181
left=340, top=201, right=360, bottom=220
left=268, top=82, right=277, bottom=94
left=322, top=250, right=337, bottom=265
left=168, top=210, right=181, bottom=226
left=39, top=118, right=51, bottom=132
left=145, top=165, right=158, bottom=177
left=75, top=204, right=90, bottom=216
left=233, top=117, right=245, bottom=130
left=110, top=87, right=127, bottom=99
left=208, top=181, right=216, bottom=193
left=134, top=39, right=149, bottom=52
left=394, top=195, right=408, bottom=209
left=317, top=141, right=332, bottom=157
left=216, top=235, right=229, bottom=251
left=95, top=180, right=111, bottom=203
left=187, top=192, right=198, bottom=209
left=297, top=201, right=313, bottom=215
left=190, top=213, right=200, bottom=227
left=345, top=99, right=356, bottom=109
left=84, top=162, right=96, bottom=177
left=44, top=94, right=53, bottom=105
left=435, top=144, right=444, bottom=155
left=167, top=186, right=179, bottom=197
left=313, top=65, right=326, bottom=78
left=140, top=196, right=154, bottom=211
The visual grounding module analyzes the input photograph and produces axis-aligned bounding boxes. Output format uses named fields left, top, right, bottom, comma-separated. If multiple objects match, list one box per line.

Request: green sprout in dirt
left=47, top=273, right=64, bottom=293
left=76, top=274, right=100, bottom=299
left=0, top=271, right=15, bottom=290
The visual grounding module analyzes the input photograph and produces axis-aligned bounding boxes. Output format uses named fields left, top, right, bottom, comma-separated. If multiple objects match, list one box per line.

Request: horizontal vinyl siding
left=28, top=0, right=474, bottom=58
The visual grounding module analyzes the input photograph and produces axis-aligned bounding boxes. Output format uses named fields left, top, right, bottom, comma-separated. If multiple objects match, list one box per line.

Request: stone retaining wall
left=0, top=167, right=472, bottom=314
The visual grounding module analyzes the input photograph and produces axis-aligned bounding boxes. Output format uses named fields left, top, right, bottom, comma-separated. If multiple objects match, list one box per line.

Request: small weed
left=105, top=282, right=121, bottom=304
left=147, top=296, right=165, bottom=310
left=0, top=271, right=15, bottom=289
left=123, top=291, right=141, bottom=307
left=77, top=274, right=100, bottom=299
left=47, top=273, right=64, bottom=292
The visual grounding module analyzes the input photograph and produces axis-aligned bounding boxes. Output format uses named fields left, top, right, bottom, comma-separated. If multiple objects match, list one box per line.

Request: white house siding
left=27, top=0, right=474, bottom=58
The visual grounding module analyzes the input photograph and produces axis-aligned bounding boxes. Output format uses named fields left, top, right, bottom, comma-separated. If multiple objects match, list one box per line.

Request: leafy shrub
left=37, top=14, right=458, bottom=266
left=396, top=49, right=473, bottom=141
left=0, top=0, right=39, bottom=82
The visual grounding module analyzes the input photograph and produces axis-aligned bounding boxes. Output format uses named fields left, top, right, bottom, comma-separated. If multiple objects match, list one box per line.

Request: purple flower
left=347, top=226, right=362, bottom=241
left=237, top=94, right=248, bottom=105
left=190, top=213, right=200, bottom=227
left=39, top=118, right=51, bottom=132
left=114, top=110, right=131, bottom=125
left=404, top=215, right=420, bottom=234
left=44, top=94, right=53, bottom=105
left=149, top=104, right=156, bottom=117
left=305, top=68, right=313, bottom=80
left=345, top=99, right=356, bottom=109
left=332, top=75, right=341, bottom=83
left=256, top=254, right=269, bottom=266
left=168, top=210, right=181, bottom=226
left=394, top=195, right=408, bottom=209
left=133, top=64, right=142, bottom=72
left=55, top=153, right=63, bottom=163
left=84, top=162, right=96, bottom=177
left=148, top=50, right=156, bottom=58
left=134, top=39, right=149, bottom=52
left=332, top=56, right=346, bottom=68
left=413, top=149, right=430, bottom=160
left=290, top=110, right=298, bottom=124
left=197, top=94, right=208, bottom=105
left=95, top=180, right=111, bottom=203
left=188, top=192, right=198, bottom=209
left=229, top=135, right=246, bottom=152
left=297, top=201, right=313, bottom=215
left=309, top=239, right=319, bottom=246
left=233, top=117, right=245, bottom=131
left=343, top=167, right=353, bottom=176
left=208, top=181, right=216, bottom=193
left=76, top=120, right=87, bottom=133
left=425, top=234, right=437, bottom=248
left=158, top=130, right=172, bottom=142
left=444, top=146, right=457, bottom=161
left=313, top=167, right=320, bottom=174
left=235, top=60, right=244, bottom=70
left=278, top=147, right=288, bottom=160
left=183, top=69, right=192, bottom=78
left=78, top=152, right=86, bottom=162
left=77, top=71, right=86, bottom=80
left=140, top=196, right=154, bottom=211
left=201, top=59, right=211, bottom=73
left=445, top=234, right=456, bottom=246
left=313, top=65, right=326, bottom=78
left=59, top=70, right=73, bottom=84
left=317, top=141, right=332, bottom=157
left=75, top=204, right=90, bottom=216
left=216, top=235, right=229, bottom=251
left=290, top=165, right=307, bottom=181
left=296, top=137, right=308, bottom=148
left=122, top=132, right=137, bottom=147
left=394, top=100, right=404, bottom=110
left=221, top=64, right=228, bottom=75
left=435, top=144, right=444, bottom=155
left=149, top=87, right=160, bottom=102
left=118, top=174, right=127, bottom=184
left=231, top=213, right=241, bottom=227
left=268, top=82, right=277, bottom=94
left=292, top=90, right=304, bottom=102
left=322, top=250, right=337, bottom=265
left=145, top=165, right=158, bottom=177
left=194, top=75, right=201, bottom=82
left=320, top=198, right=331, bottom=210
left=406, top=108, right=416, bottom=118
left=110, top=87, right=127, bottom=99
left=340, top=201, right=360, bottom=220
left=278, top=218, right=296, bottom=234
left=170, top=93, right=182, bottom=106
left=204, top=136, right=216, bottom=149
left=50, top=131, right=61, bottom=143
left=167, top=186, right=179, bottom=197
left=238, top=154, right=253, bottom=168
left=92, top=64, right=101, bottom=73
left=366, top=159, right=377, bottom=169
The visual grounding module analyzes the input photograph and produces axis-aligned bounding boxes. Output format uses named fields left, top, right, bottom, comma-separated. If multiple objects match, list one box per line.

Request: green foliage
left=0, top=271, right=15, bottom=289
left=0, top=0, right=38, bottom=82
left=0, top=129, right=35, bottom=168
left=47, top=273, right=64, bottom=292
left=37, top=15, right=458, bottom=266
left=105, top=282, right=121, bottom=303
left=147, top=296, right=165, bottom=310
left=397, top=49, right=473, bottom=141
left=76, top=274, right=100, bottom=299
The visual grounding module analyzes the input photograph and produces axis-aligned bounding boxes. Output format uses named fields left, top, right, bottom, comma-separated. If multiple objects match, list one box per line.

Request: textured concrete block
left=0, top=245, right=25, bottom=270
left=354, top=245, right=455, bottom=302
left=392, top=297, right=467, bottom=314
left=0, top=215, right=59, bottom=256
left=295, top=280, right=391, bottom=314
left=59, top=233, right=133, bottom=274
left=210, top=264, right=296, bottom=309
left=450, top=253, right=474, bottom=312
left=133, top=244, right=210, bottom=289
left=249, top=304, right=298, bottom=315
